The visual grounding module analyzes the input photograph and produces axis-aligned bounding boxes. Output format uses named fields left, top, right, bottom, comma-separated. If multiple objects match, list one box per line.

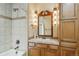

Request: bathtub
left=0, top=49, right=26, bottom=56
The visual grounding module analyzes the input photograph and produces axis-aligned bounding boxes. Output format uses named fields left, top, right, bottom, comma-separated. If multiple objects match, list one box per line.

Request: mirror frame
left=38, top=10, right=53, bottom=37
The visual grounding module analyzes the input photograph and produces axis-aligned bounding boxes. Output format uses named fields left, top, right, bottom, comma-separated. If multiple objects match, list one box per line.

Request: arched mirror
left=38, top=10, right=53, bottom=37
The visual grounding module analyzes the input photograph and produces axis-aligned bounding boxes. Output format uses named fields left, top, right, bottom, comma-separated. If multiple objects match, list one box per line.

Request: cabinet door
left=40, top=48, right=45, bottom=56
left=76, top=47, right=79, bottom=56
left=61, top=47, right=76, bottom=56
left=45, top=49, right=58, bottom=56
left=62, top=21, right=76, bottom=42
left=29, top=47, right=40, bottom=56
left=61, top=3, right=75, bottom=19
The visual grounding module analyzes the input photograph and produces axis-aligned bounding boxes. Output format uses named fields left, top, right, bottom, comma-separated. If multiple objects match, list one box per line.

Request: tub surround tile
left=12, top=3, right=28, bottom=51
left=0, top=18, right=12, bottom=53
left=0, top=3, right=28, bottom=53
left=12, top=3, right=27, bottom=18
left=12, top=19, right=27, bottom=51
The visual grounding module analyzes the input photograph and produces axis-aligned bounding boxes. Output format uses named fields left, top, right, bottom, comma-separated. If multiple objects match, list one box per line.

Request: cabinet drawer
left=61, top=47, right=76, bottom=56
left=45, top=49, right=58, bottom=56
left=36, top=44, right=48, bottom=48
left=29, top=43, right=35, bottom=47
left=77, top=49, right=79, bottom=56
left=61, top=42, right=76, bottom=48
left=49, top=45, right=58, bottom=50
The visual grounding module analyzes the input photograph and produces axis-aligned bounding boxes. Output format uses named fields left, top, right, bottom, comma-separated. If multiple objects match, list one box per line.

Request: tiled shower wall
left=0, top=3, right=28, bottom=53
left=0, top=4, right=12, bottom=53
left=12, top=3, right=28, bottom=51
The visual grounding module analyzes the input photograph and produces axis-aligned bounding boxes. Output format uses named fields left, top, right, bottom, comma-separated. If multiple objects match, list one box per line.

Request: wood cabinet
left=60, top=3, right=78, bottom=56
left=28, top=42, right=78, bottom=56
left=60, top=3, right=78, bottom=42
left=61, top=47, right=76, bottom=56
left=76, top=44, right=79, bottom=56
left=45, top=49, right=58, bottom=56
left=61, top=3, right=76, bottom=19
left=36, top=44, right=48, bottom=48
left=77, top=48, right=79, bottom=55
left=29, top=44, right=59, bottom=56
left=45, top=45, right=59, bottom=56
left=61, top=20, right=77, bottom=42
left=40, top=48, right=45, bottom=56
left=60, top=41, right=77, bottom=56
left=29, top=47, right=40, bottom=56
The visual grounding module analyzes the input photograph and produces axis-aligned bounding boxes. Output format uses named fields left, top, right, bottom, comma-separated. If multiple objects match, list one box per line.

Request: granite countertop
left=29, top=38, right=59, bottom=45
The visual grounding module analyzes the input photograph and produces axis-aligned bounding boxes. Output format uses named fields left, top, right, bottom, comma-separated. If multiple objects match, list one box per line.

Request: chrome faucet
left=14, top=46, right=19, bottom=54
left=15, top=40, right=20, bottom=54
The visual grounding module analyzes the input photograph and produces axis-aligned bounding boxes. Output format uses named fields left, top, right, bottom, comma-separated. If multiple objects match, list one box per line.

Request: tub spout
left=14, top=46, right=19, bottom=54
left=14, top=46, right=19, bottom=50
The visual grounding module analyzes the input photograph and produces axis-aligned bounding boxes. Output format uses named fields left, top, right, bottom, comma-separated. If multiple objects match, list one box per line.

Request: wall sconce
left=31, top=10, right=38, bottom=29
left=31, top=19, right=38, bottom=29
left=53, top=7, right=59, bottom=38
left=53, top=8, right=59, bottom=26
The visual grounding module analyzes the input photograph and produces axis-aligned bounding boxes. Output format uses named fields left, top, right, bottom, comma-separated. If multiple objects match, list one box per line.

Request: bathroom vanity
left=28, top=38, right=60, bottom=56
left=28, top=7, right=60, bottom=56
left=28, top=38, right=77, bottom=56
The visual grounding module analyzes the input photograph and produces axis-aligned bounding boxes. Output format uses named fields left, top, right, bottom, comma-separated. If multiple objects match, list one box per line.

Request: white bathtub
left=0, top=49, right=26, bottom=56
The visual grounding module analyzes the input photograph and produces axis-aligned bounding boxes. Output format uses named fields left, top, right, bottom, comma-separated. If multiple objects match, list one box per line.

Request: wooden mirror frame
left=38, top=10, right=53, bottom=37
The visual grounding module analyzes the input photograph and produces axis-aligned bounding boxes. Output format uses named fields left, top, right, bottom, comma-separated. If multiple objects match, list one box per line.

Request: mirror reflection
left=39, top=16, right=51, bottom=35
left=38, top=10, right=53, bottom=37
left=38, top=8, right=59, bottom=38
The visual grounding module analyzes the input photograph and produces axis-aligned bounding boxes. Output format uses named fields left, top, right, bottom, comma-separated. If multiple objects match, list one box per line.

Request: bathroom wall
left=12, top=3, right=28, bottom=51
left=0, top=4, right=12, bottom=53
left=28, top=3, right=59, bottom=38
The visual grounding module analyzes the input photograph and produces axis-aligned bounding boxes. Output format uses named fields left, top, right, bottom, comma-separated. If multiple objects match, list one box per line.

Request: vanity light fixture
left=31, top=10, right=38, bottom=38
left=53, top=7, right=59, bottom=38
left=53, top=8, right=59, bottom=25
left=31, top=10, right=38, bottom=29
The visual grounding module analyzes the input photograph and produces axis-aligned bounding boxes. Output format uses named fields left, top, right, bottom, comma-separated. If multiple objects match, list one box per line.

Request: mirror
left=38, top=10, right=53, bottom=37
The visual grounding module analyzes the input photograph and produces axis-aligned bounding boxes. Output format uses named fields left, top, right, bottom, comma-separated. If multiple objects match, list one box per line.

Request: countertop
left=29, top=38, right=59, bottom=45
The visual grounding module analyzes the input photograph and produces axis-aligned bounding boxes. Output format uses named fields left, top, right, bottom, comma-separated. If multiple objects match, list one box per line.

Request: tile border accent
left=0, top=15, right=12, bottom=19
left=12, top=16, right=26, bottom=20
left=0, top=15, right=26, bottom=20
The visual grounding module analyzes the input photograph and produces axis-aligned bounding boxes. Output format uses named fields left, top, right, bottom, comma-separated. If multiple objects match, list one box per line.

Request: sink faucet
left=42, top=36, right=46, bottom=39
